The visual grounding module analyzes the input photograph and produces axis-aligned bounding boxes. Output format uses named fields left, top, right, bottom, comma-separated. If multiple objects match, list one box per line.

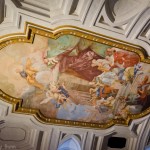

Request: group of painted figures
left=18, top=42, right=150, bottom=122
left=89, top=48, right=150, bottom=119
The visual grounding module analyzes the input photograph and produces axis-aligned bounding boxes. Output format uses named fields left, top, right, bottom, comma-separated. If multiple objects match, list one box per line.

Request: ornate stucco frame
left=0, top=22, right=150, bottom=129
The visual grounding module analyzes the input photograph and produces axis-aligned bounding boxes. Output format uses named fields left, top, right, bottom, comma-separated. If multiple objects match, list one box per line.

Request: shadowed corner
left=0, top=0, right=5, bottom=24
left=0, top=120, right=5, bottom=125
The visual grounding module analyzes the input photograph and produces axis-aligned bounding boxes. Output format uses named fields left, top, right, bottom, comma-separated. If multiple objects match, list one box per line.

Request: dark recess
left=108, top=137, right=126, bottom=148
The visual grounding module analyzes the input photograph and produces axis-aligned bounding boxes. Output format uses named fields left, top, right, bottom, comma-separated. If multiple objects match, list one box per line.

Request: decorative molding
left=0, top=0, right=21, bottom=37
left=0, top=0, right=149, bottom=55
left=0, top=0, right=5, bottom=24
left=0, top=22, right=150, bottom=130
left=0, top=99, right=149, bottom=150
left=0, top=1, right=150, bottom=149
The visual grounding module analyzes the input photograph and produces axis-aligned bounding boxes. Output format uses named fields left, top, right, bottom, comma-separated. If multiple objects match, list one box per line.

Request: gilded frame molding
left=0, top=22, right=150, bottom=129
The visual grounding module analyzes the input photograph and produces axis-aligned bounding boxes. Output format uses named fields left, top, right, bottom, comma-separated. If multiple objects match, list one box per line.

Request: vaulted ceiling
left=0, top=0, right=150, bottom=150
left=0, top=0, right=150, bottom=54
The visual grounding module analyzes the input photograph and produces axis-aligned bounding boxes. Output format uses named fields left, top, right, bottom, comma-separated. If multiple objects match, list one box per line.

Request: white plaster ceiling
left=0, top=0, right=150, bottom=150
left=0, top=0, right=150, bottom=54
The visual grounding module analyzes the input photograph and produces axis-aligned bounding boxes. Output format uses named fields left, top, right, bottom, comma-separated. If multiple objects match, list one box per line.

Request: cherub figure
left=18, top=58, right=44, bottom=90
left=40, top=82, right=70, bottom=109
left=43, top=56, right=59, bottom=68
left=91, top=58, right=112, bottom=72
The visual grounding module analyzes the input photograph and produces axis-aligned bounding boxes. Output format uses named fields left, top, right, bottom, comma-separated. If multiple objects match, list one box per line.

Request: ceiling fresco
left=0, top=25, right=150, bottom=128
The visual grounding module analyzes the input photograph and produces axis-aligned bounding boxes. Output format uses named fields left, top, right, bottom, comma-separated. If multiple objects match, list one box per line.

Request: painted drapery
left=0, top=34, right=149, bottom=124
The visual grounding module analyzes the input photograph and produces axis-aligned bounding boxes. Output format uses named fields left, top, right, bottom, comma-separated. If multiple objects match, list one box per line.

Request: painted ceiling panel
left=0, top=24, right=150, bottom=128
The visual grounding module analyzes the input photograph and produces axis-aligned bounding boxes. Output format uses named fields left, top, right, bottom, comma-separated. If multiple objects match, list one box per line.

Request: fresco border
left=0, top=22, right=150, bottom=129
